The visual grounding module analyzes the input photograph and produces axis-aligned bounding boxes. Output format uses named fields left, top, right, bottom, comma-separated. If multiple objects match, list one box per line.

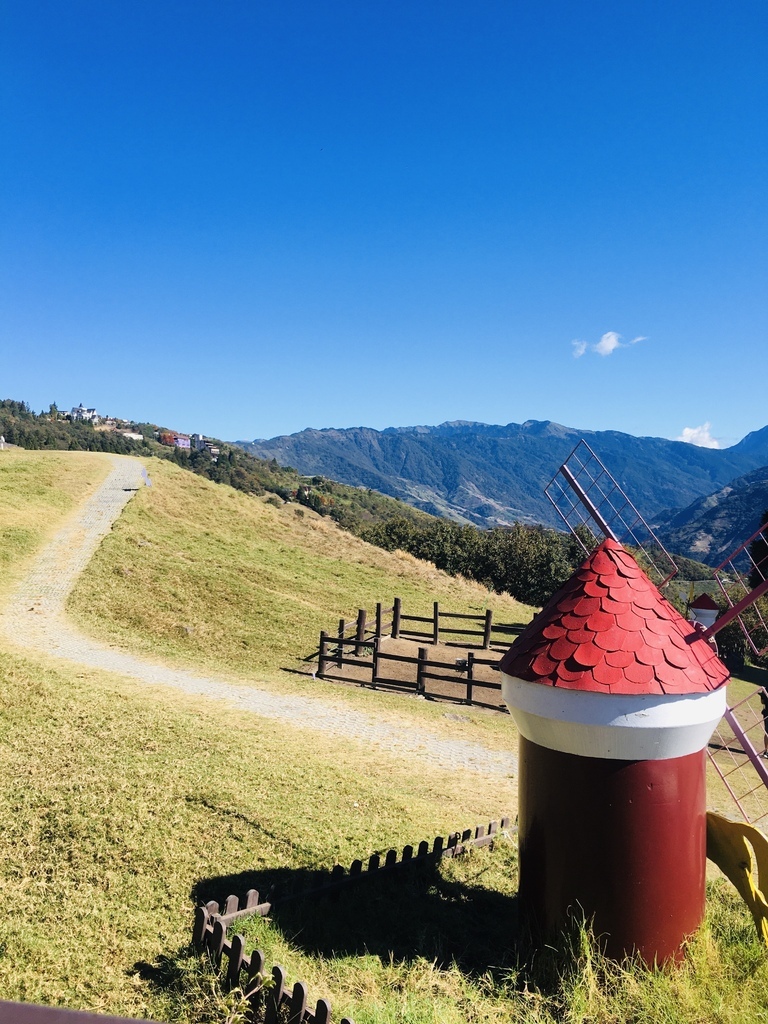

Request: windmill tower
left=500, top=441, right=768, bottom=962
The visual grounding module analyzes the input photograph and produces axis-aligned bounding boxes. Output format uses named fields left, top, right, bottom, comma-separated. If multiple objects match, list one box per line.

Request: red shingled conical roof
left=500, top=538, right=729, bottom=695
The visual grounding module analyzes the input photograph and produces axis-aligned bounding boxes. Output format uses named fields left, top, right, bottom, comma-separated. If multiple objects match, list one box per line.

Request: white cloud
left=675, top=423, right=721, bottom=449
left=570, top=331, right=646, bottom=358
left=594, top=331, right=622, bottom=356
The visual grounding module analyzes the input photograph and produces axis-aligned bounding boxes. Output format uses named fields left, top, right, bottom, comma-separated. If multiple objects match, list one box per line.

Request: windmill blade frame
left=704, top=521, right=768, bottom=657
left=545, top=439, right=678, bottom=588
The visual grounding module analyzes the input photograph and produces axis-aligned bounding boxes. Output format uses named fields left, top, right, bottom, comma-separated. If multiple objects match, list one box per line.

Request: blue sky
left=1, top=1, right=765, bottom=447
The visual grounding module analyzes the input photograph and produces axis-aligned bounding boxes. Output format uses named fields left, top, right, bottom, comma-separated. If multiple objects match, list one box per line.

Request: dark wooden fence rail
left=192, top=818, right=511, bottom=1024
left=389, top=598, right=521, bottom=648
left=317, top=598, right=523, bottom=703
left=323, top=636, right=505, bottom=705
left=0, top=1003, right=162, bottom=1023
left=322, top=598, right=520, bottom=653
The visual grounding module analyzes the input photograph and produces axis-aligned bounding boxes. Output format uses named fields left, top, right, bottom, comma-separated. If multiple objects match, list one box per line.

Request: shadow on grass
left=134, top=856, right=616, bottom=1012
left=186, top=858, right=522, bottom=980
left=733, top=664, right=768, bottom=687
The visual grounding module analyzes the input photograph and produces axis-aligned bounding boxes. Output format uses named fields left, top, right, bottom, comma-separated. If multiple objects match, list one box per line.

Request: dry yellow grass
left=0, top=449, right=113, bottom=598
left=1, top=450, right=766, bottom=1023
left=68, top=456, right=532, bottom=680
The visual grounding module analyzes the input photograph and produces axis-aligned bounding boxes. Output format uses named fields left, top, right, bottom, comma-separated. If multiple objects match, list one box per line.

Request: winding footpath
left=0, top=455, right=516, bottom=778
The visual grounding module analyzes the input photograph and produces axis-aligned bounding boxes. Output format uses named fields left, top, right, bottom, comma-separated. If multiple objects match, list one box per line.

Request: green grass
left=157, top=869, right=768, bottom=1024
left=67, top=457, right=533, bottom=683
left=1, top=450, right=767, bottom=1022
left=0, top=449, right=112, bottom=597
left=0, top=649, right=515, bottom=1019
left=2, top=643, right=765, bottom=1024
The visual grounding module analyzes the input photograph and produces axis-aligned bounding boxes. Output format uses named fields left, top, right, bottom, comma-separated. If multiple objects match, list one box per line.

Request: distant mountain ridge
left=654, top=466, right=768, bottom=566
left=235, top=420, right=768, bottom=531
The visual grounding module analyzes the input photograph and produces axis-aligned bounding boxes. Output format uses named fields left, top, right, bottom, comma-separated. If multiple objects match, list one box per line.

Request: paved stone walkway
left=0, top=455, right=516, bottom=778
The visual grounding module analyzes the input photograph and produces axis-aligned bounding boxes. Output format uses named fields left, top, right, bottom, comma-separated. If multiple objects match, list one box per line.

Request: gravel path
left=0, top=455, right=516, bottom=778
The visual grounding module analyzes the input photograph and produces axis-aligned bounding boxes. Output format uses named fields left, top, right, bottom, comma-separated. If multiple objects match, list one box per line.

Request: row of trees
left=0, top=400, right=146, bottom=454
left=360, top=516, right=584, bottom=606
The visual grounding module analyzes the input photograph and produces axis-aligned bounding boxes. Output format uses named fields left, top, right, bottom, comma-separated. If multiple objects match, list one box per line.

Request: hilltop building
left=191, top=433, right=220, bottom=459
left=70, top=404, right=99, bottom=423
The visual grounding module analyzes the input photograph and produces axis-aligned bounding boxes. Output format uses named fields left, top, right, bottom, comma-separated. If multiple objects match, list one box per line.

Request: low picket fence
left=192, top=817, right=511, bottom=1024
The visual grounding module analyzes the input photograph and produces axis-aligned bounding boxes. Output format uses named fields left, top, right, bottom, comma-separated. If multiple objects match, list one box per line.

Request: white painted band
left=501, top=674, right=727, bottom=761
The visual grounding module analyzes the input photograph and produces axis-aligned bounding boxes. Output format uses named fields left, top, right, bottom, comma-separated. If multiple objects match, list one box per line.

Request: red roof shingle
left=499, top=539, right=729, bottom=695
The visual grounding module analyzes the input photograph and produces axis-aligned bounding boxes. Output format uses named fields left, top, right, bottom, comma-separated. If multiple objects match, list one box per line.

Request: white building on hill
left=71, top=404, right=99, bottom=423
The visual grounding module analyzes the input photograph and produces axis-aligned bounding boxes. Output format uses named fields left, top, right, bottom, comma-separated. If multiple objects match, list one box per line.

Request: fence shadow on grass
left=188, top=859, right=522, bottom=980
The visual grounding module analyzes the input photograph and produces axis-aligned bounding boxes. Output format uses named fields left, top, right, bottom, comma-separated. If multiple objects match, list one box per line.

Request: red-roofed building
left=688, top=592, right=720, bottom=630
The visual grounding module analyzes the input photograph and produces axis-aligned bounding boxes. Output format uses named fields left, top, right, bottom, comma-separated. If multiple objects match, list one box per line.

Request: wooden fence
left=374, top=642, right=503, bottom=702
left=318, top=599, right=520, bottom=661
left=0, top=1003, right=162, bottom=1023
left=192, top=817, right=511, bottom=1024
left=316, top=598, right=523, bottom=706
left=391, top=598, right=520, bottom=648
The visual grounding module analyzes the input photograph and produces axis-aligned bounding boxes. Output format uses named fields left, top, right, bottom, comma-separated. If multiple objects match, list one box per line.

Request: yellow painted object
left=706, top=811, right=768, bottom=946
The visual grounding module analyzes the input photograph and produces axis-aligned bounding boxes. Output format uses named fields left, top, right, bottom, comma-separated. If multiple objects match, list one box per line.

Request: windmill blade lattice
left=708, top=521, right=768, bottom=657
left=545, top=442, right=768, bottom=825
left=545, top=440, right=678, bottom=588
left=708, top=687, right=768, bottom=826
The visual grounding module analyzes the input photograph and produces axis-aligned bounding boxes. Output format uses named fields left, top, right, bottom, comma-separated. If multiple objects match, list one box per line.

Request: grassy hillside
left=0, top=449, right=113, bottom=598
left=0, top=649, right=520, bottom=1019
left=1, top=451, right=767, bottom=1023
left=0, top=451, right=520, bottom=1016
left=67, top=456, right=531, bottom=684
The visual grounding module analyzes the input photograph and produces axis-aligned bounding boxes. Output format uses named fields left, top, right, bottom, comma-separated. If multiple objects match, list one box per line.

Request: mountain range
left=236, top=420, right=768, bottom=563
left=653, top=466, right=768, bottom=567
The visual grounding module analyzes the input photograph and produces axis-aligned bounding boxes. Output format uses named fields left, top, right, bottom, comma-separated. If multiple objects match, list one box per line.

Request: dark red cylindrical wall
left=518, top=736, right=707, bottom=963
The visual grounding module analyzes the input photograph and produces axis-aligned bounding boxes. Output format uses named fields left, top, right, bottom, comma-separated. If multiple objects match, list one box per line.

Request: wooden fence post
left=433, top=602, right=440, bottom=645
left=192, top=906, right=208, bottom=950
left=392, top=597, right=401, bottom=639
left=337, top=618, right=345, bottom=668
left=371, top=637, right=379, bottom=686
left=375, top=602, right=382, bottom=638
left=211, top=917, right=226, bottom=963
left=288, top=981, right=308, bottom=1024
left=466, top=652, right=474, bottom=705
left=356, top=608, right=366, bottom=653
left=315, top=999, right=332, bottom=1024
left=265, top=965, right=287, bottom=1024
left=483, top=609, right=493, bottom=649
left=318, top=631, right=328, bottom=678
left=417, top=647, right=427, bottom=694
left=226, top=933, right=246, bottom=989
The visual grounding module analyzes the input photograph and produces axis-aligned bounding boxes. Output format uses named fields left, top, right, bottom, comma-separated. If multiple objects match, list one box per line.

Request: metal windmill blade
left=703, top=520, right=768, bottom=657
left=699, top=521, right=768, bottom=825
left=707, top=687, right=768, bottom=827
left=544, top=439, right=678, bottom=588
left=653, top=516, right=768, bottom=824
left=545, top=443, right=768, bottom=824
